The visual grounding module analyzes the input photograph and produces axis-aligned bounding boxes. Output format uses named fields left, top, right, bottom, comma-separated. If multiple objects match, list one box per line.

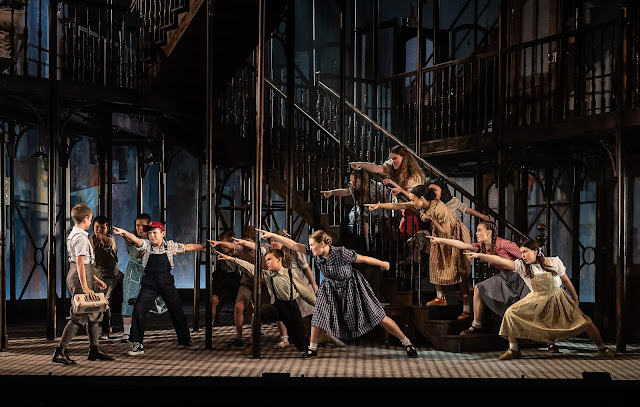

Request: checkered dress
left=309, top=246, right=386, bottom=340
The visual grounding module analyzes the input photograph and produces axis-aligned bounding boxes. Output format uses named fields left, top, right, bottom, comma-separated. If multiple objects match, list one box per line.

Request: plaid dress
left=425, top=200, right=471, bottom=285
left=309, top=246, right=386, bottom=340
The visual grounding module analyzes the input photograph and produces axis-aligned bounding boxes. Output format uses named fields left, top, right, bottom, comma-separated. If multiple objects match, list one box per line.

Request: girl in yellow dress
left=465, top=239, right=616, bottom=360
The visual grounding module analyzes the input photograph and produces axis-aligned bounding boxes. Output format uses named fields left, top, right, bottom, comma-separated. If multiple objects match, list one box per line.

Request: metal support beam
left=285, top=0, right=296, bottom=233
left=252, top=0, right=266, bottom=359
left=204, top=0, right=216, bottom=350
left=47, top=0, right=59, bottom=341
left=615, top=7, right=627, bottom=353
left=415, top=0, right=422, bottom=155
left=0, top=121, right=7, bottom=350
left=338, top=0, right=346, bottom=231
left=159, top=134, right=167, bottom=224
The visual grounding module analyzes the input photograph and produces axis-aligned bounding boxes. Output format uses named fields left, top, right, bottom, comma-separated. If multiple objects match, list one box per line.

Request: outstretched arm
left=365, top=202, right=412, bottom=211
left=465, top=207, right=491, bottom=221
left=113, top=227, right=143, bottom=248
left=355, top=254, right=390, bottom=271
left=427, top=235, right=474, bottom=251
left=349, top=161, right=384, bottom=174
left=464, top=251, right=516, bottom=271
left=184, top=243, right=207, bottom=252
left=320, top=188, right=351, bottom=198
left=256, top=229, right=306, bottom=254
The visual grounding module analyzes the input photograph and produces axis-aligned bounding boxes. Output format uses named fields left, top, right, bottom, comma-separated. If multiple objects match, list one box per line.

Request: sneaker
left=457, top=311, right=470, bottom=320
left=227, top=338, right=244, bottom=348
left=299, top=349, right=318, bottom=359
left=405, top=345, right=418, bottom=358
left=120, top=334, right=130, bottom=343
left=273, top=339, right=290, bottom=349
left=597, top=347, right=616, bottom=358
left=498, top=349, right=522, bottom=360
left=128, top=342, right=144, bottom=356
left=426, top=297, right=447, bottom=306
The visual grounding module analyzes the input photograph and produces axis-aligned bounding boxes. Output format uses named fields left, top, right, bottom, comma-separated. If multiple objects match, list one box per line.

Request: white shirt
left=67, top=226, right=94, bottom=264
left=513, top=256, right=565, bottom=292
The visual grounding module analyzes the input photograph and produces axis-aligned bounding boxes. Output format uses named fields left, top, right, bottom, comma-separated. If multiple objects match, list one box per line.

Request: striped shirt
left=136, top=239, right=185, bottom=269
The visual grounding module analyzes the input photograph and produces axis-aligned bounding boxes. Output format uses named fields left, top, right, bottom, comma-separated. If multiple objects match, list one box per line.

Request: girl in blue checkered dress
left=258, top=228, right=418, bottom=359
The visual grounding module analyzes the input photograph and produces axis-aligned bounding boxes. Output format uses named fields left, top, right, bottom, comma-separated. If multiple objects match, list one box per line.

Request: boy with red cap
left=114, top=221, right=206, bottom=356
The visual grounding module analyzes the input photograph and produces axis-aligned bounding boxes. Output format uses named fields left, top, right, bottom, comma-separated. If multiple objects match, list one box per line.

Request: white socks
left=509, top=342, right=519, bottom=351
left=471, top=320, right=482, bottom=329
left=123, top=324, right=131, bottom=335
left=400, top=336, right=412, bottom=347
left=437, top=291, right=445, bottom=299
left=463, top=305, right=470, bottom=313
left=309, top=342, right=318, bottom=351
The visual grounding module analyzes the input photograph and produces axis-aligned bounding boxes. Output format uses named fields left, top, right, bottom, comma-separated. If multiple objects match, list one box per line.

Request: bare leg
left=379, top=316, right=407, bottom=341
left=234, top=302, right=245, bottom=339
left=211, top=295, right=220, bottom=325
left=584, top=322, right=605, bottom=347
left=472, top=285, right=484, bottom=321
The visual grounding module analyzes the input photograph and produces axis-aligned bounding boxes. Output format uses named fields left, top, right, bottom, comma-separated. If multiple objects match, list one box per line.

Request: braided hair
left=520, top=239, right=557, bottom=278
left=478, top=220, right=498, bottom=255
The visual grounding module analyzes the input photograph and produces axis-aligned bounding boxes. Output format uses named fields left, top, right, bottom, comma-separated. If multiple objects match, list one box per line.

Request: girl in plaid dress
left=257, top=228, right=418, bottom=359
left=368, top=185, right=471, bottom=314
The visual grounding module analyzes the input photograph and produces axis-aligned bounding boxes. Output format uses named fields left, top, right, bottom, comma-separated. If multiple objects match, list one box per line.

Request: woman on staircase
left=367, top=184, right=471, bottom=319
left=256, top=228, right=419, bottom=359
left=464, top=239, right=616, bottom=360
left=427, top=221, right=530, bottom=337
left=349, top=144, right=426, bottom=240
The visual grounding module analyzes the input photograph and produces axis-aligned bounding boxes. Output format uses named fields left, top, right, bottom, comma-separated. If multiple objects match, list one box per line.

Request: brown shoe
left=460, top=325, right=482, bottom=335
left=426, top=297, right=447, bottom=306
left=457, top=311, right=470, bottom=320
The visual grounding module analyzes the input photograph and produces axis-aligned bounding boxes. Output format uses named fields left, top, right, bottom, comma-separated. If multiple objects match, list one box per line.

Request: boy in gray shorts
left=53, top=203, right=115, bottom=365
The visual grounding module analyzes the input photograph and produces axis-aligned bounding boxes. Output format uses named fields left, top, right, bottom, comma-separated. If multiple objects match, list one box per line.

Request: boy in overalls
left=113, top=221, right=206, bottom=356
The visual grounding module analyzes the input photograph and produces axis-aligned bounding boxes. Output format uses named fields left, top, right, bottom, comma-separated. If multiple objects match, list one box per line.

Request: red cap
left=143, top=221, right=165, bottom=232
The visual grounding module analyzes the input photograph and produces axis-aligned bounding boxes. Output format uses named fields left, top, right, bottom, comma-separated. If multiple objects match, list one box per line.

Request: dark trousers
left=261, top=300, right=308, bottom=351
left=129, top=254, right=190, bottom=345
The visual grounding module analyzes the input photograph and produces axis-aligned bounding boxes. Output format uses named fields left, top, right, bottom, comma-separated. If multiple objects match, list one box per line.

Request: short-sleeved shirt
left=137, top=239, right=185, bottom=269
left=307, top=245, right=358, bottom=280
left=471, top=237, right=522, bottom=271
left=67, top=226, right=94, bottom=264
left=445, top=197, right=467, bottom=218
left=513, top=256, right=565, bottom=292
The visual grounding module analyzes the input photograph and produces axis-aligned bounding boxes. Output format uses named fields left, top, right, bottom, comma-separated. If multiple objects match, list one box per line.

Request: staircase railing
left=317, top=78, right=529, bottom=244
left=0, top=1, right=139, bottom=89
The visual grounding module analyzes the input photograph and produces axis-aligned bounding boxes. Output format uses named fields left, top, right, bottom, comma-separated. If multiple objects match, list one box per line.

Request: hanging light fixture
left=31, top=145, right=48, bottom=159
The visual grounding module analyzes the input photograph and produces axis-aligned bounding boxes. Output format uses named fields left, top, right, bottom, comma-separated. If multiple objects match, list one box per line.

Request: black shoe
left=88, top=345, right=115, bottom=361
left=52, top=347, right=76, bottom=365
left=180, top=339, right=194, bottom=347
left=227, top=338, right=244, bottom=348
left=405, top=345, right=418, bottom=358
left=299, top=349, right=318, bottom=359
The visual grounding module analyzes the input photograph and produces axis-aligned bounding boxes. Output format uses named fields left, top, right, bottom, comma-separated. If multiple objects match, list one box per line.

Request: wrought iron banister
left=317, top=78, right=529, bottom=242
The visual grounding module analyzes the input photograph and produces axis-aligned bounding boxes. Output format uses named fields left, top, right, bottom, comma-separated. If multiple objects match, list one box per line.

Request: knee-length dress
left=121, top=243, right=167, bottom=317
left=424, top=200, right=471, bottom=285
left=472, top=238, right=530, bottom=317
left=290, top=251, right=315, bottom=318
left=499, top=257, right=591, bottom=343
left=309, top=246, right=386, bottom=340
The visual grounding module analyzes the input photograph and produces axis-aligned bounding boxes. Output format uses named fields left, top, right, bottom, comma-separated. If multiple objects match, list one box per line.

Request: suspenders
left=268, top=269, right=298, bottom=302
